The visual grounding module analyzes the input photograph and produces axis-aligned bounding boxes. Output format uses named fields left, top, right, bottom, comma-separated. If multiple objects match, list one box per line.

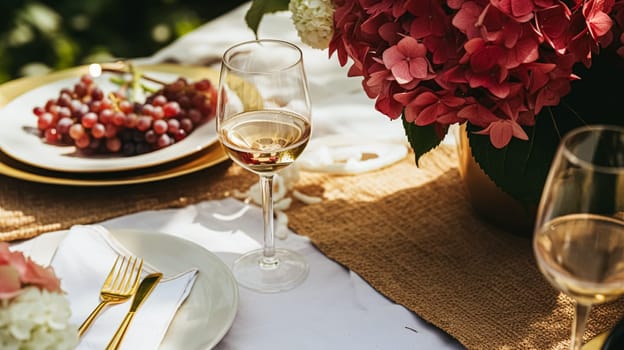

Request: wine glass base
left=232, top=248, right=309, bottom=293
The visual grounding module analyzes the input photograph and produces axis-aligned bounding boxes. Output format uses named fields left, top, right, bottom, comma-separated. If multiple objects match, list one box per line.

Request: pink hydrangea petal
left=474, top=122, right=513, bottom=148
left=398, top=36, right=426, bottom=56
left=489, top=122, right=514, bottom=148
left=409, top=57, right=429, bottom=79
left=511, top=122, right=529, bottom=140
left=391, top=61, right=414, bottom=84
left=382, top=46, right=405, bottom=69
left=0, top=265, right=21, bottom=299
left=414, top=103, right=441, bottom=125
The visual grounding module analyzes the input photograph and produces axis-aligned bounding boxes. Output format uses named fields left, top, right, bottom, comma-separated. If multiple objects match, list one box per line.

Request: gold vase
left=455, top=125, right=536, bottom=237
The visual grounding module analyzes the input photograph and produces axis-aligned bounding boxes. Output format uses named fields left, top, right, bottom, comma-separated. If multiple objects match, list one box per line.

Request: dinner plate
left=111, top=229, right=239, bottom=350
left=0, top=63, right=220, bottom=173
left=0, top=141, right=229, bottom=186
left=35, top=228, right=239, bottom=350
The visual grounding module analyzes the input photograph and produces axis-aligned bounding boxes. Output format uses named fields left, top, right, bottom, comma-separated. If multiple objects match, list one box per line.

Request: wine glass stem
left=570, top=302, right=591, bottom=350
left=260, top=174, right=278, bottom=269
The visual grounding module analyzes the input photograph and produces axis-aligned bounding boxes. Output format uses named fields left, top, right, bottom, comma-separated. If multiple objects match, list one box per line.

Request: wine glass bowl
left=216, top=39, right=311, bottom=293
left=533, top=125, right=624, bottom=349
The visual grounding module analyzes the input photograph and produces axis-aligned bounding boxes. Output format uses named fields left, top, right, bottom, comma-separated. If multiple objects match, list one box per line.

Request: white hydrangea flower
left=289, top=0, right=335, bottom=49
left=0, top=287, right=78, bottom=350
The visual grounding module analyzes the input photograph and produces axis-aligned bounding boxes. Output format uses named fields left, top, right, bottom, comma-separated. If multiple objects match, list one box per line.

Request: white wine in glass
left=533, top=125, right=624, bottom=350
left=217, top=39, right=311, bottom=293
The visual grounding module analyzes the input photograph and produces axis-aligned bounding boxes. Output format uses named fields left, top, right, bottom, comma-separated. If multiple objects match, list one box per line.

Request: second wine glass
left=216, top=39, right=311, bottom=293
left=533, top=125, right=624, bottom=349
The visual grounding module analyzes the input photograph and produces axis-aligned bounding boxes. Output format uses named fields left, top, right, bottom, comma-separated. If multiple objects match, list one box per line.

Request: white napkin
left=298, top=135, right=408, bottom=174
left=50, top=225, right=198, bottom=350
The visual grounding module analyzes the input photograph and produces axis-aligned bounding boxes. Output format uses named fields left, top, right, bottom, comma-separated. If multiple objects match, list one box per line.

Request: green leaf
left=245, top=0, right=290, bottom=38
left=402, top=115, right=443, bottom=166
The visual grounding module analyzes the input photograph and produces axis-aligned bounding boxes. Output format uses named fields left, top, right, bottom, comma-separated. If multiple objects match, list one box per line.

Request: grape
left=44, top=128, right=60, bottom=143
left=81, top=112, right=98, bottom=128
left=31, top=71, right=217, bottom=156
left=152, top=95, right=167, bottom=106
left=167, top=119, right=180, bottom=134
left=91, top=87, right=104, bottom=101
left=106, top=137, right=122, bottom=152
left=151, top=106, right=164, bottom=120
left=33, top=106, right=45, bottom=117
left=56, top=117, right=73, bottom=134
left=137, top=116, right=152, bottom=131
left=173, top=129, right=187, bottom=141
left=58, top=107, right=72, bottom=119
left=141, top=104, right=154, bottom=117
left=187, top=109, right=202, bottom=123
left=80, top=74, right=94, bottom=85
left=144, top=130, right=157, bottom=144
left=105, top=124, right=118, bottom=138
left=37, top=113, right=54, bottom=130
left=157, top=134, right=172, bottom=148
left=69, top=124, right=85, bottom=140
left=153, top=120, right=168, bottom=134
left=91, top=123, right=106, bottom=138
left=119, top=100, right=133, bottom=114
left=112, top=111, right=126, bottom=126
left=124, top=113, right=139, bottom=128
left=99, top=109, right=114, bottom=124
left=57, top=94, right=72, bottom=107
left=180, top=118, right=193, bottom=133
left=194, top=79, right=212, bottom=91
left=74, top=82, right=88, bottom=98
left=75, top=134, right=91, bottom=149
left=163, top=101, right=181, bottom=117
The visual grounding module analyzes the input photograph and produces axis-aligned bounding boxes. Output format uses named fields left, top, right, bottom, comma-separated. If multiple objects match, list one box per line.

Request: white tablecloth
left=12, top=3, right=465, bottom=349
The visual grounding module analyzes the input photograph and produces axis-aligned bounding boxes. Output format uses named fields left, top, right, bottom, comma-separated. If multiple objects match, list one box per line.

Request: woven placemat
left=286, top=145, right=624, bottom=350
left=0, top=159, right=256, bottom=241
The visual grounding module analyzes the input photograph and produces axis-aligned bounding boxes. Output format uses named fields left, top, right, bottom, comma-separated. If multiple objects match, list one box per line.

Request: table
left=5, top=2, right=464, bottom=349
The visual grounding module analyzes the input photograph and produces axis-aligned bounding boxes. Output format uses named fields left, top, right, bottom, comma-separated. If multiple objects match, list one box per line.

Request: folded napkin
left=50, top=225, right=198, bottom=350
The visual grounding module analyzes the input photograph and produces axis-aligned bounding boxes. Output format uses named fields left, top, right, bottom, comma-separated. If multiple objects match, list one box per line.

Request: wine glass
left=216, top=39, right=311, bottom=293
left=533, top=125, right=624, bottom=349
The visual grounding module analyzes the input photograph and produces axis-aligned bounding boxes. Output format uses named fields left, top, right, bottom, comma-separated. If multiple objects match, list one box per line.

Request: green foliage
left=0, top=0, right=248, bottom=84
left=244, top=0, right=290, bottom=37
left=402, top=117, right=443, bottom=167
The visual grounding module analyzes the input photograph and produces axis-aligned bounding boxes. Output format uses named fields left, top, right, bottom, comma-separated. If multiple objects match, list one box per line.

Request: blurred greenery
left=0, top=0, right=249, bottom=83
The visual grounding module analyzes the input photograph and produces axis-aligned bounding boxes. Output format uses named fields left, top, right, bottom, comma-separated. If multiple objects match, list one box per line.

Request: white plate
left=0, top=70, right=217, bottom=173
left=28, top=229, right=239, bottom=350
left=112, top=229, right=239, bottom=350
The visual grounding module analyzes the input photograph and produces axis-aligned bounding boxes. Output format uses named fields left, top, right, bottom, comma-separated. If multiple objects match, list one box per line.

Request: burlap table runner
left=2, top=144, right=623, bottom=349
left=286, top=145, right=624, bottom=350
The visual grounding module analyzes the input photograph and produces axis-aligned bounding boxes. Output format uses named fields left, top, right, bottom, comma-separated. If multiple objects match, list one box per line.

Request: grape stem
left=102, top=64, right=165, bottom=102
left=101, top=67, right=168, bottom=86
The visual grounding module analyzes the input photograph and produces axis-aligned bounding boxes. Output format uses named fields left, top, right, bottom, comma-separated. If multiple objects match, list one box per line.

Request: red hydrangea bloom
left=329, top=0, right=624, bottom=148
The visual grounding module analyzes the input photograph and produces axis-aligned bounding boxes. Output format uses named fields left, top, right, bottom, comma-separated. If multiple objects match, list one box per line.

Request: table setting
left=2, top=1, right=624, bottom=349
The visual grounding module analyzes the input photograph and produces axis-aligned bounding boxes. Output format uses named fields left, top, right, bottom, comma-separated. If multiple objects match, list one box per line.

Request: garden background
left=0, top=0, right=248, bottom=83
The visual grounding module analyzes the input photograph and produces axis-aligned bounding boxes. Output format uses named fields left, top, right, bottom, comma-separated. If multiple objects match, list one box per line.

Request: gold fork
left=78, top=255, right=144, bottom=337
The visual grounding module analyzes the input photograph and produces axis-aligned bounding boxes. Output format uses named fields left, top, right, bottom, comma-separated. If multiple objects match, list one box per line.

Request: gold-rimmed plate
left=0, top=141, right=228, bottom=186
left=0, top=63, right=220, bottom=173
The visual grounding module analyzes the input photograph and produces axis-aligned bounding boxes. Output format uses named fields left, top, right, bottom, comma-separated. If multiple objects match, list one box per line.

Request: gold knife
left=105, top=272, right=163, bottom=350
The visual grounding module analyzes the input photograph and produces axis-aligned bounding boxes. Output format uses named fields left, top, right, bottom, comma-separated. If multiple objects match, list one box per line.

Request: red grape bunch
left=32, top=73, right=217, bottom=156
